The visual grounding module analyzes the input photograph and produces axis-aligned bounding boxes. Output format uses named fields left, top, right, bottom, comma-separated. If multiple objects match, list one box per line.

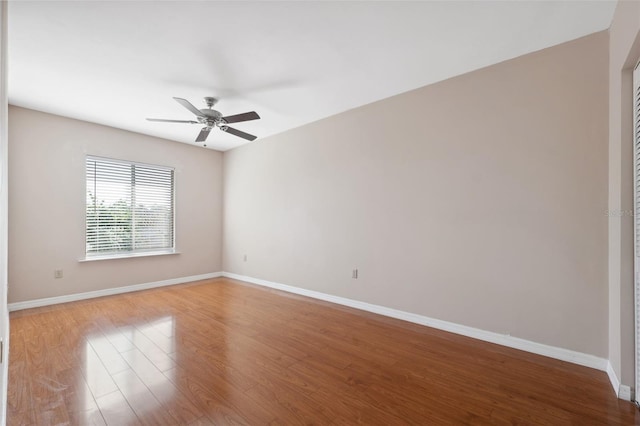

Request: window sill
left=79, top=250, right=180, bottom=262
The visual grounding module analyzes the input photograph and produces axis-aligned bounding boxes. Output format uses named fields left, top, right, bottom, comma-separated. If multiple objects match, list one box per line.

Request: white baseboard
left=223, top=272, right=612, bottom=374
left=8, top=272, right=223, bottom=312
left=619, top=384, right=632, bottom=402
left=8, top=270, right=629, bottom=401
left=607, top=359, right=632, bottom=401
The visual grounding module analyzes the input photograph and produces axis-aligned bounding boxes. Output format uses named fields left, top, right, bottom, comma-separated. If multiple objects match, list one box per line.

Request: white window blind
left=86, top=156, right=174, bottom=257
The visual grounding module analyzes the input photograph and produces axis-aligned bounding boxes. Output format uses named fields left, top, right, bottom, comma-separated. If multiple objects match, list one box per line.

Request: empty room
left=1, top=0, right=640, bottom=424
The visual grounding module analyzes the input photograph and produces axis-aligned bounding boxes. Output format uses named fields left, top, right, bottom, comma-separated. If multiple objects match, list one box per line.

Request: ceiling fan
left=146, top=97, right=260, bottom=143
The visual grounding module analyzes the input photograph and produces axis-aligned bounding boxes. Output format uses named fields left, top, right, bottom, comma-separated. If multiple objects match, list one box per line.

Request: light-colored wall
left=8, top=106, right=223, bottom=303
left=608, top=0, right=640, bottom=389
left=223, top=32, right=609, bottom=357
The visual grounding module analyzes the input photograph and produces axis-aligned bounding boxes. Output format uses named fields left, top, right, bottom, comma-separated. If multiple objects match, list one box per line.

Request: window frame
left=84, top=155, right=176, bottom=260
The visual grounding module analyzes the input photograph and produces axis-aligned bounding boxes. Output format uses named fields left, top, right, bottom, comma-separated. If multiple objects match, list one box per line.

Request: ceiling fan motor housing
left=198, top=108, right=225, bottom=129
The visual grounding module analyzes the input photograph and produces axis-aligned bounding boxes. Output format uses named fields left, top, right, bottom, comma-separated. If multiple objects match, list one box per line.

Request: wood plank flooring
left=7, top=277, right=639, bottom=425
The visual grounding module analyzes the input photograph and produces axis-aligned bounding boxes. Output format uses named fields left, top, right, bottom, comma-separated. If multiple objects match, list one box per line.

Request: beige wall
left=223, top=32, right=609, bottom=357
left=608, top=0, right=640, bottom=389
left=8, top=106, right=223, bottom=303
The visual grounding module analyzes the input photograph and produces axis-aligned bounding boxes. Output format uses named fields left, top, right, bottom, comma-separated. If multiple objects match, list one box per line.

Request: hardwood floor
left=7, top=277, right=639, bottom=425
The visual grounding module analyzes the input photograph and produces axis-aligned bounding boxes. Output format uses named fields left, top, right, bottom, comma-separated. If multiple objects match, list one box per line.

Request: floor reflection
left=84, top=316, right=176, bottom=421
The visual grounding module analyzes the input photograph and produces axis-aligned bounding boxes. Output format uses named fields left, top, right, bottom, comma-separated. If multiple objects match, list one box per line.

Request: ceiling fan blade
left=173, top=97, right=204, bottom=117
left=196, top=128, right=211, bottom=142
left=222, top=111, right=260, bottom=124
left=222, top=126, right=257, bottom=141
left=146, top=118, right=198, bottom=124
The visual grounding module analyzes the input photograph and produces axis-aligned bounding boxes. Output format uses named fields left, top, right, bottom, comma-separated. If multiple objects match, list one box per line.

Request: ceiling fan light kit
left=146, top=96, right=260, bottom=146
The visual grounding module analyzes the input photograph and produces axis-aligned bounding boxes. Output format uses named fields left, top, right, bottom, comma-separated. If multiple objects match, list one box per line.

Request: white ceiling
left=8, top=1, right=616, bottom=151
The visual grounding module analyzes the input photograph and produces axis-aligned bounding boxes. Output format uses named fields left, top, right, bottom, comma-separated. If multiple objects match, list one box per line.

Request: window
left=86, top=156, right=174, bottom=258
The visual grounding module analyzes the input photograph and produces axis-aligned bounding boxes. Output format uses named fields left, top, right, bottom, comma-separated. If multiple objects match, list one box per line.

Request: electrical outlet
left=243, top=254, right=247, bottom=262
left=54, top=269, right=63, bottom=279
left=352, top=269, right=358, bottom=279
